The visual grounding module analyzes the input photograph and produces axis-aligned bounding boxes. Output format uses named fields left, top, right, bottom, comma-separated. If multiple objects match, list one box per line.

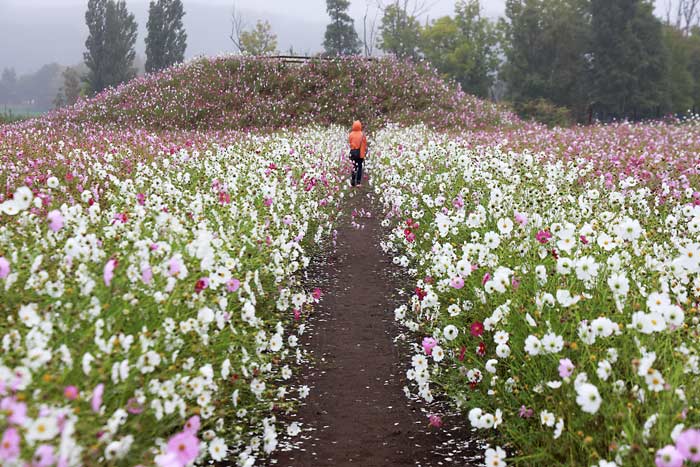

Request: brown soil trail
left=268, top=187, right=478, bottom=467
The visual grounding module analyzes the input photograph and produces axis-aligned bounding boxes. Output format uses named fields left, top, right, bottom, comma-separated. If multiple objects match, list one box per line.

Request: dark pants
left=351, top=155, right=364, bottom=186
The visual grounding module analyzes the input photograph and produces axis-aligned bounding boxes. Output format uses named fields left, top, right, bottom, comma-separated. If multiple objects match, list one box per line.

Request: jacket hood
left=352, top=121, right=362, bottom=131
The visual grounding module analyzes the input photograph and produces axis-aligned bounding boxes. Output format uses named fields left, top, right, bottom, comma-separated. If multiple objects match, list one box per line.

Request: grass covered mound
left=58, top=56, right=516, bottom=131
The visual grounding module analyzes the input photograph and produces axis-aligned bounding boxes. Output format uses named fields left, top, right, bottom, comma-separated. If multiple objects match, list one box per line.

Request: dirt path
left=268, top=187, right=479, bottom=467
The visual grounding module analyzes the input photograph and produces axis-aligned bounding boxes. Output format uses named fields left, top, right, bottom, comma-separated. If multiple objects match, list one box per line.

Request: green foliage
left=145, top=0, right=187, bottom=73
left=422, top=0, right=499, bottom=98
left=501, top=0, right=591, bottom=119
left=240, top=20, right=278, bottom=56
left=323, top=0, right=361, bottom=56
left=378, top=3, right=423, bottom=60
left=0, top=109, right=31, bottom=125
left=590, top=0, right=668, bottom=117
left=83, top=0, right=138, bottom=94
left=513, top=97, right=573, bottom=126
left=663, top=25, right=694, bottom=113
left=63, top=67, right=83, bottom=106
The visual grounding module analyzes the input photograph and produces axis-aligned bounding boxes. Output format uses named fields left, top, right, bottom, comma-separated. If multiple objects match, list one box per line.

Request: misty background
left=0, top=0, right=680, bottom=114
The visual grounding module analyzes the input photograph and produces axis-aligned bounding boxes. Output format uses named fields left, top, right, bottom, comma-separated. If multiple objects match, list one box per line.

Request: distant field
left=0, top=106, right=44, bottom=124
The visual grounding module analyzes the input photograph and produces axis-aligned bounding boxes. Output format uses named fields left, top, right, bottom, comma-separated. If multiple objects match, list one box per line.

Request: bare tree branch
left=229, top=2, right=246, bottom=53
left=363, top=0, right=380, bottom=56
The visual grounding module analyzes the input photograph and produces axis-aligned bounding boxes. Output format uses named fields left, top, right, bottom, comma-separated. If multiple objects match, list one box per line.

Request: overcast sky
left=0, top=0, right=672, bottom=74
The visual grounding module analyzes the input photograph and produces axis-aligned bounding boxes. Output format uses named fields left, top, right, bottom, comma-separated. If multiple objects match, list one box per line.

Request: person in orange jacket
left=348, top=120, right=368, bottom=186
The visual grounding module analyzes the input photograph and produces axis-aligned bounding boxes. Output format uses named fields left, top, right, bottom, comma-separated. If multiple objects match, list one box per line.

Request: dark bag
left=350, top=148, right=360, bottom=158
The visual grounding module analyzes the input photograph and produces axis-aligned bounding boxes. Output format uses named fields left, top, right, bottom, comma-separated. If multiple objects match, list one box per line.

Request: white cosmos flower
left=26, top=416, right=60, bottom=442
left=496, top=343, right=510, bottom=358
left=18, top=303, right=40, bottom=327
left=209, top=437, right=227, bottom=461
left=540, top=410, right=555, bottom=427
left=484, top=446, right=507, bottom=467
left=443, top=325, right=458, bottom=341
left=13, top=186, right=33, bottom=210
left=575, top=383, right=602, bottom=414
left=287, top=422, right=301, bottom=436
left=524, top=335, right=541, bottom=356
left=485, top=359, right=498, bottom=373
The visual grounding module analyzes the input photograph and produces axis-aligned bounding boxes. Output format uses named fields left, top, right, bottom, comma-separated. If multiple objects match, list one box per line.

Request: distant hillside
left=52, top=56, right=517, bottom=131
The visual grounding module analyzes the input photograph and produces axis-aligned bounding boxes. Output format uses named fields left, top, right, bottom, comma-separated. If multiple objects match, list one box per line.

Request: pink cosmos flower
left=103, top=259, right=117, bottom=286
left=655, top=445, right=684, bottom=467
left=481, top=272, right=491, bottom=286
left=156, top=431, right=199, bottom=467
left=676, top=429, right=700, bottom=462
left=558, top=358, right=574, bottom=378
left=450, top=276, right=464, bottom=289
left=226, top=278, right=240, bottom=292
left=428, top=414, right=443, bottom=428
left=63, top=386, right=79, bottom=401
left=452, top=196, right=464, bottom=209
left=183, top=415, right=200, bottom=433
left=422, top=337, right=437, bottom=355
left=0, top=257, right=10, bottom=279
left=0, top=397, right=26, bottom=425
left=33, top=444, right=56, bottom=467
left=91, top=383, right=104, bottom=412
left=312, top=288, right=323, bottom=301
left=126, top=398, right=144, bottom=414
left=47, top=210, right=64, bottom=232
left=0, top=427, right=20, bottom=461
left=263, top=197, right=273, bottom=207
left=136, top=193, right=146, bottom=205
left=168, top=257, right=182, bottom=276
left=518, top=405, right=534, bottom=419
left=293, top=309, right=301, bottom=320
left=514, top=211, right=528, bottom=226
left=142, top=266, right=153, bottom=285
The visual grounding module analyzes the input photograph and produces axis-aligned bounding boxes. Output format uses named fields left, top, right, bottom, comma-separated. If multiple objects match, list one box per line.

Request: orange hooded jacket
left=348, top=121, right=368, bottom=159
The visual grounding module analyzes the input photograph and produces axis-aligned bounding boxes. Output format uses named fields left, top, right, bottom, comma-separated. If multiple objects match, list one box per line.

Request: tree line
left=362, top=0, right=700, bottom=123
left=3, top=0, right=699, bottom=123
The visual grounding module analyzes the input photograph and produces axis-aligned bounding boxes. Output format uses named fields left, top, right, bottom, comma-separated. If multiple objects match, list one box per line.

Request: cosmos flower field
left=1, top=56, right=700, bottom=466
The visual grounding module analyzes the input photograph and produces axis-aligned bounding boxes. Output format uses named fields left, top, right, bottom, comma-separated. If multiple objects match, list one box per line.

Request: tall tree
left=590, top=0, right=668, bottom=117
left=501, top=0, right=591, bottom=117
left=239, top=20, right=278, bottom=55
left=378, top=2, right=423, bottom=60
left=145, top=0, right=187, bottom=73
left=62, top=67, right=83, bottom=106
left=663, top=24, right=694, bottom=112
left=422, top=0, right=499, bottom=98
left=84, top=0, right=138, bottom=93
left=324, top=0, right=361, bottom=56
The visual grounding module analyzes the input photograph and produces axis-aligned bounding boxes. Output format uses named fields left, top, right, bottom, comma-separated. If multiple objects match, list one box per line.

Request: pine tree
left=323, top=0, right=361, bottom=56
left=84, top=0, right=138, bottom=93
left=145, top=0, right=187, bottom=73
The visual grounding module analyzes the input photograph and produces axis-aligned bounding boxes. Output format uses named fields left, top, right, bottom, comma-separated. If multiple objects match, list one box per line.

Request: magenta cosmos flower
left=422, top=337, right=437, bottom=355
